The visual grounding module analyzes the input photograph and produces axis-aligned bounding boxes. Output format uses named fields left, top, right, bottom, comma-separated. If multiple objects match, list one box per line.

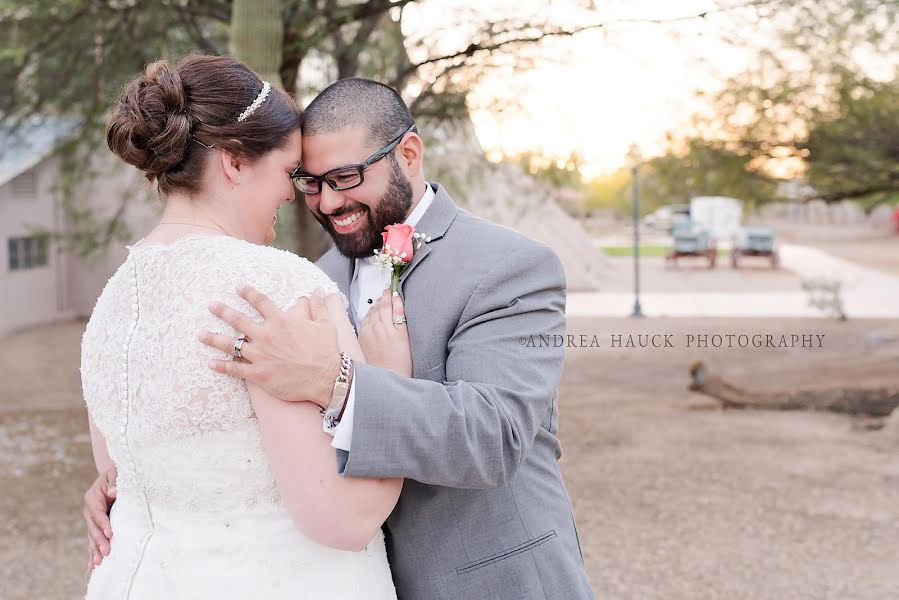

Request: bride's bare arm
left=248, top=293, right=402, bottom=551
left=89, top=415, right=115, bottom=475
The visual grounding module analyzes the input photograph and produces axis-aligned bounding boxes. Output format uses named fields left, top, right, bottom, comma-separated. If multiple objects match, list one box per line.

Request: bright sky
left=403, top=0, right=761, bottom=179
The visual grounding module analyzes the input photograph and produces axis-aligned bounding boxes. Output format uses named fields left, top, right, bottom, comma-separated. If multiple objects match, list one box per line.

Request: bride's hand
left=358, top=288, right=412, bottom=377
left=84, top=466, right=117, bottom=569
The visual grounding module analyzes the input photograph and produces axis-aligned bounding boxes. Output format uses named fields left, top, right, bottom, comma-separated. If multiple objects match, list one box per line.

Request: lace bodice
left=81, top=235, right=342, bottom=512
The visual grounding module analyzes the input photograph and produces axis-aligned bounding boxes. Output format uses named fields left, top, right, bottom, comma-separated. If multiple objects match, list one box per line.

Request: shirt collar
left=356, top=183, right=435, bottom=269
left=404, top=183, right=435, bottom=228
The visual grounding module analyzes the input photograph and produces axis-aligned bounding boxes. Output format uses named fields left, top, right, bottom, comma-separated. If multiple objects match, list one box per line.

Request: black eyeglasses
left=291, top=124, right=417, bottom=195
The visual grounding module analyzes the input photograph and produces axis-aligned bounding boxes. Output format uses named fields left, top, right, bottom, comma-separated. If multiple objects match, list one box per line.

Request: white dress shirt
left=329, top=183, right=436, bottom=451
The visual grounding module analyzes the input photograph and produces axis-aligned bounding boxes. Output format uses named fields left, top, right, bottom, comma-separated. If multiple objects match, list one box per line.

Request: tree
left=1, top=0, right=791, bottom=258
left=660, top=0, right=899, bottom=206
left=582, top=169, right=630, bottom=217
left=515, top=151, right=584, bottom=191
left=639, top=138, right=778, bottom=211
left=231, top=0, right=284, bottom=84
left=804, top=75, right=899, bottom=205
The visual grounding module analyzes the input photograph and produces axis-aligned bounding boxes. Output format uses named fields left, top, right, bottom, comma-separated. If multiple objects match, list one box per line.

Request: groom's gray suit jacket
left=316, top=184, right=594, bottom=600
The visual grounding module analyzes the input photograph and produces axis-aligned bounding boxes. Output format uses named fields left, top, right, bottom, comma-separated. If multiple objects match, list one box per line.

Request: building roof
left=0, top=117, right=81, bottom=188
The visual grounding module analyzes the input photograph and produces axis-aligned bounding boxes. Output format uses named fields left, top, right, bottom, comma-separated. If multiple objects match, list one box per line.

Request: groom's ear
left=396, top=132, right=423, bottom=176
left=219, top=140, right=245, bottom=185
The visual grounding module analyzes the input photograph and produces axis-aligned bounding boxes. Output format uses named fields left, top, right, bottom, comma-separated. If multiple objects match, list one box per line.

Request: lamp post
left=627, top=144, right=644, bottom=318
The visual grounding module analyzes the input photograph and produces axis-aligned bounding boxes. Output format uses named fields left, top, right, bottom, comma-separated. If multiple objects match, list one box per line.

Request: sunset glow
left=405, top=0, right=757, bottom=179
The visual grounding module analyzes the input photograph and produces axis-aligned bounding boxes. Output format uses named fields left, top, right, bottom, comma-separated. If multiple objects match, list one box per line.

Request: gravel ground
left=2, top=317, right=898, bottom=599
left=594, top=255, right=800, bottom=294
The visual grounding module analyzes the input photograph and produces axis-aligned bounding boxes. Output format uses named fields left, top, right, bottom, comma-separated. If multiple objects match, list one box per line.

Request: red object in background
left=894, top=207, right=899, bottom=234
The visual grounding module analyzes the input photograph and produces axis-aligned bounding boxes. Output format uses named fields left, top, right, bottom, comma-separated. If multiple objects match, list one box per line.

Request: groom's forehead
left=300, top=127, right=370, bottom=172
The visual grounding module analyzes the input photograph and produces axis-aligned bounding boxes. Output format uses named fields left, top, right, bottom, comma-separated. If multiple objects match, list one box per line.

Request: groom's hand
left=200, top=286, right=342, bottom=408
left=359, top=288, right=412, bottom=377
left=84, top=466, right=117, bottom=570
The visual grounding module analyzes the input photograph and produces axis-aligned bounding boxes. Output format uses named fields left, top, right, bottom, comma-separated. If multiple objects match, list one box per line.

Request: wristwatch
left=322, top=352, right=353, bottom=430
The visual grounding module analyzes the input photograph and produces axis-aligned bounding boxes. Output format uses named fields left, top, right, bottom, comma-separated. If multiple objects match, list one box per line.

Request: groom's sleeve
left=339, top=242, right=566, bottom=489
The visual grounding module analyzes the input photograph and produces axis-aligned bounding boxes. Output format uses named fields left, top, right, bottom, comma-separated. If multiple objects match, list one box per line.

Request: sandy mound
left=424, top=117, right=610, bottom=291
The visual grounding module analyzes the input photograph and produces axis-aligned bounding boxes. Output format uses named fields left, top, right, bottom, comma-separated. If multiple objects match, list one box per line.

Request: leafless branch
left=340, top=0, right=416, bottom=25
left=176, top=1, right=231, bottom=23
left=174, top=5, right=221, bottom=54
left=399, top=0, right=789, bottom=84
left=803, top=183, right=899, bottom=204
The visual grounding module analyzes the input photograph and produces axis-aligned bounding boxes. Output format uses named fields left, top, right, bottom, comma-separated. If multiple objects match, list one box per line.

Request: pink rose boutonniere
left=373, top=223, right=431, bottom=293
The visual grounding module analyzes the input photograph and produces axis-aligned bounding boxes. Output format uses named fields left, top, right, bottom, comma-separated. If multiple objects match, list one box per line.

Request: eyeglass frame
left=290, top=124, right=418, bottom=195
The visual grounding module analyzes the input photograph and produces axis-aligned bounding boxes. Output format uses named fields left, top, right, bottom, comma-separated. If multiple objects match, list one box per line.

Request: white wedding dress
left=80, top=234, right=397, bottom=600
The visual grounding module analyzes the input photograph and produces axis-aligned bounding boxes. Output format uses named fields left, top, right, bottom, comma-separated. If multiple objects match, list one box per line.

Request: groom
left=85, top=78, right=594, bottom=599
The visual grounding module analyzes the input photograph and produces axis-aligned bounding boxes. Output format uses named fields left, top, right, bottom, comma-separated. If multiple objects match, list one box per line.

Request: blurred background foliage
left=502, top=0, right=898, bottom=218
left=1, top=0, right=896, bottom=248
left=0, top=0, right=621, bottom=257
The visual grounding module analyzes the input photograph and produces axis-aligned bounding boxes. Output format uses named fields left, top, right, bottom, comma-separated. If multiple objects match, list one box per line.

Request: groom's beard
left=313, top=160, right=414, bottom=259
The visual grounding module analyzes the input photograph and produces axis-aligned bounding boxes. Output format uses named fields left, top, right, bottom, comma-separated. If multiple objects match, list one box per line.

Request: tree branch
left=335, top=10, right=382, bottom=79
left=397, top=22, right=603, bottom=83
left=803, top=183, right=899, bottom=204
left=174, top=5, right=221, bottom=54
left=176, top=1, right=232, bottom=24
left=689, top=360, right=899, bottom=417
left=23, top=5, right=92, bottom=57
left=399, top=0, right=789, bottom=84
left=339, top=0, right=416, bottom=26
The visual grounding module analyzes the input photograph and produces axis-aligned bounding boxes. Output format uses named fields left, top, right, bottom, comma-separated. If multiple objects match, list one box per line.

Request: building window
left=11, top=171, right=37, bottom=199
left=8, top=236, right=49, bottom=271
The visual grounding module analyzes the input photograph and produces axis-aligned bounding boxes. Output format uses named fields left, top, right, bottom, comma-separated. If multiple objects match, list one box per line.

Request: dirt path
left=2, top=317, right=898, bottom=599
left=772, top=224, right=899, bottom=278
left=559, top=317, right=899, bottom=599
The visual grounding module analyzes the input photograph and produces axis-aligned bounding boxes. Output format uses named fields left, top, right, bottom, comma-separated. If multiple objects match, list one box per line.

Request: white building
left=0, top=118, right=157, bottom=337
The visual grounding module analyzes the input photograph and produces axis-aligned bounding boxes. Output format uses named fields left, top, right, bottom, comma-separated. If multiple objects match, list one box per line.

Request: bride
left=80, top=55, right=403, bottom=599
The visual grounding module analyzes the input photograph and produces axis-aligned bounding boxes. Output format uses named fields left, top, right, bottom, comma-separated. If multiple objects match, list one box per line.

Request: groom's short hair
left=301, top=78, right=415, bottom=150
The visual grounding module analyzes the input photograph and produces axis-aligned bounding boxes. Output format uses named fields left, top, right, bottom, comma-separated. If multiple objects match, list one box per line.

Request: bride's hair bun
left=107, top=60, right=193, bottom=182
left=106, top=55, right=301, bottom=196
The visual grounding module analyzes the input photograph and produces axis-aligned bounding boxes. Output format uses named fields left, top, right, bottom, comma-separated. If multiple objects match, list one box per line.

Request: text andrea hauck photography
left=520, top=333, right=827, bottom=349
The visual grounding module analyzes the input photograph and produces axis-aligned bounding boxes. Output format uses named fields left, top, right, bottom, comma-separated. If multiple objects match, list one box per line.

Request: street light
left=626, top=144, right=644, bottom=318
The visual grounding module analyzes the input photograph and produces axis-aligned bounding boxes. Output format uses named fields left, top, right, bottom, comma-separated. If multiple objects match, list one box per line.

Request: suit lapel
left=316, top=184, right=459, bottom=327
left=397, top=184, right=459, bottom=294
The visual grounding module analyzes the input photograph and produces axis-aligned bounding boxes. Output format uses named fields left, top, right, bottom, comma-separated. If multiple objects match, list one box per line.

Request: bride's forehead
left=259, top=131, right=301, bottom=164
left=284, top=130, right=303, bottom=161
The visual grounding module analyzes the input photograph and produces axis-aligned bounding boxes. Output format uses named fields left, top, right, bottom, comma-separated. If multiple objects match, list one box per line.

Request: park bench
left=731, top=226, right=779, bottom=268
left=666, top=220, right=717, bottom=268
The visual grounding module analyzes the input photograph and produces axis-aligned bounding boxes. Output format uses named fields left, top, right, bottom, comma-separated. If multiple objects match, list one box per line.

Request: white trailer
left=689, top=196, right=743, bottom=242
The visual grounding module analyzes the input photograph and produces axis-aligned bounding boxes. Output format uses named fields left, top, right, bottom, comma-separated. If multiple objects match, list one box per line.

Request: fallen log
left=688, top=361, right=899, bottom=418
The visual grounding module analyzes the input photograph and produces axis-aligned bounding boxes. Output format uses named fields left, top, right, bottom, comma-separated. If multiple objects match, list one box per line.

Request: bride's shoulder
left=211, top=237, right=340, bottom=308
left=214, top=238, right=320, bottom=276
left=215, top=236, right=312, bottom=270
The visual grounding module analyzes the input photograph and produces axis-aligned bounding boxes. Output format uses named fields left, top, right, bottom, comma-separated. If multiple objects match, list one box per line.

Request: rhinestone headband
left=237, top=81, right=271, bottom=123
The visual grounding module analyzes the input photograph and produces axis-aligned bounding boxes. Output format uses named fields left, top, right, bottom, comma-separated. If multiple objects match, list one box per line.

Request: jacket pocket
left=455, top=530, right=557, bottom=575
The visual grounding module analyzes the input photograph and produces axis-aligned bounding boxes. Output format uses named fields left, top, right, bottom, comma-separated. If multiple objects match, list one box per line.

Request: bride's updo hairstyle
left=106, top=54, right=301, bottom=195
